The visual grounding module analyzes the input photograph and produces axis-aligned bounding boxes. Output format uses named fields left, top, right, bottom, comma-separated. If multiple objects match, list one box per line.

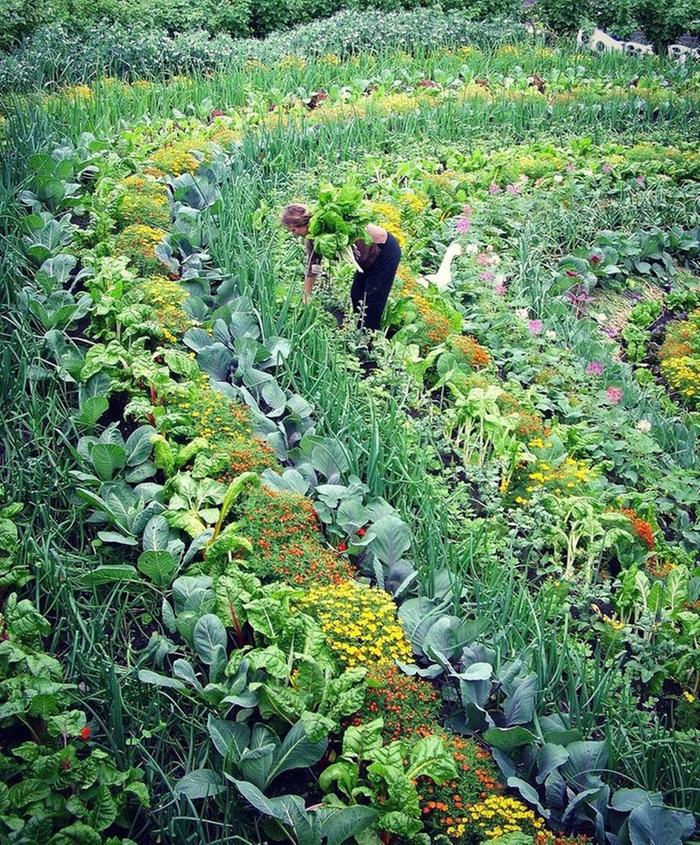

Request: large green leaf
left=207, top=715, right=250, bottom=759
left=88, top=784, right=118, bottom=831
left=46, top=709, right=86, bottom=738
left=138, top=551, right=177, bottom=587
left=197, top=344, right=233, bottom=380
left=193, top=614, right=228, bottom=665
left=137, top=670, right=186, bottom=691
left=483, top=727, right=538, bottom=752
left=82, top=565, right=138, bottom=587
left=311, top=438, right=349, bottom=482
left=231, top=779, right=318, bottom=845
left=366, top=515, right=411, bottom=567
left=126, top=425, right=156, bottom=466
left=561, top=741, right=608, bottom=789
left=406, top=735, right=457, bottom=784
left=267, top=720, right=328, bottom=786
left=504, top=673, right=538, bottom=726
left=318, top=761, right=360, bottom=799
left=611, top=789, right=664, bottom=812
left=319, top=805, right=378, bottom=845
left=90, top=443, right=127, bottom=481
left=536, top=743, right=569, bottom=784
left=74, top=395, right=109, bottom=428
left=216, top=472, right=260, bottom=533
left=628, top=806, right=695, bottom=845
left=142, top=515, right=171, bottom=552
left=293, top=656, right=325, bottom=708
left=174, top=769, right=226, bottom=800
left=342, top=719, right=384, bottom=760
left=506, top=776, right=550, bottom=819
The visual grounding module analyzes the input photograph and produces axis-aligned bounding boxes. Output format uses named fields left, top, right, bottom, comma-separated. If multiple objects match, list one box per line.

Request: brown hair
left=281, top=204, right=311, bottom=229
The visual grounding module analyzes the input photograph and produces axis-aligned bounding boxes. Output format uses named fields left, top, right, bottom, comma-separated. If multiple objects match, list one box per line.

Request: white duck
left=417, top=242, right=463, bottom=292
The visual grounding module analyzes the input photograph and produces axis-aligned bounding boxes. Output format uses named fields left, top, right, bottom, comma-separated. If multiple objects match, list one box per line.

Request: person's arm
left=304, top=239, right=323, bottom=303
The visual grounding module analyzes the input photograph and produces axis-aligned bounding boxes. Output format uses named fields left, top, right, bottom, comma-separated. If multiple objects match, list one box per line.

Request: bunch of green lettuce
left=308, top=181, right=372, bottom=268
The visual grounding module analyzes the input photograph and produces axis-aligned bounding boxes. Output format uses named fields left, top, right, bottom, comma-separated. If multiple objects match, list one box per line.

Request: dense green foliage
left=0, top=10, right=527, bottom=92
left=1, top=22, right=698, bottom=845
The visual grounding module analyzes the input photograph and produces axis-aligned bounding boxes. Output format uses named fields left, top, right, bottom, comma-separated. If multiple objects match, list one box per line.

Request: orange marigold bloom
left=620, top=508, right=655, bottom=549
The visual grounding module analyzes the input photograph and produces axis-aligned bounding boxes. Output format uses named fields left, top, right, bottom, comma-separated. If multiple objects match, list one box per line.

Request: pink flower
left=476, top=252, right=491, bottom=266
left=462, top=205, right=474, bottom=216
left=606, top=386, right=623, bottom=404
left=601, top=162, right=612, bottom=174
left=527, top=319, right=543, bottom=335
left=566, top=164, right=576, bottom=173
left=586, top=361, right=604, bottom=376
left=489, top=183, right=501, bottom=194
left=455, top=216, right=470, bottom=234
left=506, top=183, right=521, bottom=195
left=494, top=282, right=507, bottom=295
left=590, top=252, right=603, bottom=265
left=480, top=270, right=495, bottom=282
left=636, top=175, right=645, bottom=187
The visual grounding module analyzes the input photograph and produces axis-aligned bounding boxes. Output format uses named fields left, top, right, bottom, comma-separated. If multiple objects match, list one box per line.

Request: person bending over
left=281, top=203, right=401, bottom=331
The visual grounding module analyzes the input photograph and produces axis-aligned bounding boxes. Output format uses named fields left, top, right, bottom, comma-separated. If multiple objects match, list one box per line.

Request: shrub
left=139, top=275, right=192, bottom=341
left=534, top=0, right=592, bottom=33
left=0, top=11, right=530, bottom=93
left=633, top=0, right=700, bottom=54
left=462, top=794, right=547, bottom=840
left=447, top=334, right=491, bottom=369
left=150, top=144, right=201, bottom=176
left=442, top=0, right=522, bottom=21
left=659, top=310, right=700, bottom=407
left=144, top=0, right=252, bottom=37
left=251, top=0, right=301, bottom=36
left=0, top=0, right=55, bottom=50
left=588, top=0, right=639, bottom=39
left=298, top=0, right=345, bottom=22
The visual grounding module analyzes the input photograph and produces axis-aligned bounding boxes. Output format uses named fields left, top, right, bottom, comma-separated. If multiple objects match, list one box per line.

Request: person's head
left=281, top=204, right=311, bottom=237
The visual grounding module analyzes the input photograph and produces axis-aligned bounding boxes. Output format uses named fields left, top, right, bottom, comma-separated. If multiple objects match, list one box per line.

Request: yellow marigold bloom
left=151, top=143, right=200, bottom=176
left=140, top=276, right=192, bottom=339
left=297, top=580, right=412, bottom=668
left=115, top=183, right=170, bottom=230
left=279, top=55, right=307, bottom=70
left=370, top=200, right=405, bottom=247
left=466, top=795, right=545, bottom=838
left=60, top=84, right=92, bottom=101
left=399, top=190, right=429, bottom=214
left=114, top=225, right=167, bottom=274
